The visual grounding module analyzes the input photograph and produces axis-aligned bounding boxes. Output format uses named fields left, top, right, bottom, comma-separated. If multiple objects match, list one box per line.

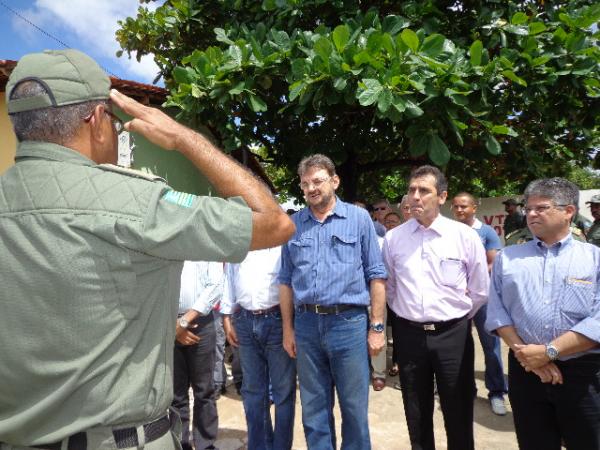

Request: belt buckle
left=424, top=323, right=436, bottom=331
left=252, top=309, right=263, bottom=315
left=314, top=305, right=326, bottom=314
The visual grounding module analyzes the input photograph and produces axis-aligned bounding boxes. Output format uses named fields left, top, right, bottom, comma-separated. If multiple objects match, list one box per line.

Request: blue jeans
left=473, top=305, right=507, bottom=398
left=294, top=306, right=371, bottom=450
left=233, top=308, right=297, bottom=450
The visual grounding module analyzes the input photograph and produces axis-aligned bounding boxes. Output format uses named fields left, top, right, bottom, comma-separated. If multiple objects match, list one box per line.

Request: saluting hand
left=109, top=89, right=192, bottom=151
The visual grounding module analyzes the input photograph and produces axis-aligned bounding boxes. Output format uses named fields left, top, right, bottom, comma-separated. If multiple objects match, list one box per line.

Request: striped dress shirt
left=178, top=260, right=224, bottom=315
left=278, top=198, right=387, bottom=306
left=486, top=234, right=600, bottom=360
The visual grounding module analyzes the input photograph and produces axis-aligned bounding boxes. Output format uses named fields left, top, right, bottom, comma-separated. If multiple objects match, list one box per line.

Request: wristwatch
left=369, top=322, right=385, bottom=333
left=178, top=317, right=189, bottom=329
left=545, top=343, right=559, bottom=361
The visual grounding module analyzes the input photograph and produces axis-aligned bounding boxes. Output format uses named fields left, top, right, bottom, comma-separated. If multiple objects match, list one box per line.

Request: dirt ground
left=212, top=328, right=518, bottom=450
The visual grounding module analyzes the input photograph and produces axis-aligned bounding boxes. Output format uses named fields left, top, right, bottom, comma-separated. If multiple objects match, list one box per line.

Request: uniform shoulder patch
left=97, top=164, right=166, bottom=183
left=162, top=189, right=197, bottom=208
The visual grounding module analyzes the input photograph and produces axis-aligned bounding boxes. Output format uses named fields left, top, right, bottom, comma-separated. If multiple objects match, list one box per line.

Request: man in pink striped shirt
left=382, top=165, right=489, bottom=450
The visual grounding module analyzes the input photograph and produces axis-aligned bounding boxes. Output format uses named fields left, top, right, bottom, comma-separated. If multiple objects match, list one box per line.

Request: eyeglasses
left=523, top=204, right=568, bottom=215
left=299, top=176, right=331, bottom=191
left=84, top=108, right=125, bottom=134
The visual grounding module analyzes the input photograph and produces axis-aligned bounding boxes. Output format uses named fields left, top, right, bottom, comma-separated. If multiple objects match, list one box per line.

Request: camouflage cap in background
left=586, top=194, right=600, bottom=204
left=6, top=49, right=110, bottom=114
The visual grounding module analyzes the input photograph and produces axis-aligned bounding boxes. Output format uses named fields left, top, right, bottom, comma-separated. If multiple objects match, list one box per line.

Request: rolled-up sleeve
left=485, top=252, right=514, bottom=334
left=360, top=212, right=387, bottom=282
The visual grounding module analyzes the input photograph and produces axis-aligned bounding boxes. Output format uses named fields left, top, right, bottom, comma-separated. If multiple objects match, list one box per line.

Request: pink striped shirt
left=382, top=215, right=489, bottom=322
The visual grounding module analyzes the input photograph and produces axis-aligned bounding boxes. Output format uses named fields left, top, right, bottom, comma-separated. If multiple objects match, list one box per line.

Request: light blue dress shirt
left=486, top=234, right=600, bottom=359
left=278, top=198, right=387, bottom=306
left=178, top=260, right=224, bottom=315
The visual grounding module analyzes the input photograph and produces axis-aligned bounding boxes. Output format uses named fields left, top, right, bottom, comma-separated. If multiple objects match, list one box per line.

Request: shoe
left=235, top=381, right=242, bottom=396
left=372, top=378, right=385, bottom=391
left=490, top=396, right=507, bottom=416
left=393, top=381, right=402, bottom=391
left=388, top=364, right=399, bottom=377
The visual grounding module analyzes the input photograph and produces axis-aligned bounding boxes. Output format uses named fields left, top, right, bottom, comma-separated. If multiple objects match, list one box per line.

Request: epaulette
left=97, top=164, right=166, bottom=183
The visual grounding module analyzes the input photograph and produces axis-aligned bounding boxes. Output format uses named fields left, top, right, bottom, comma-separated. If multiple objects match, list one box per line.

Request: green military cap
left=6, top=49, right=110, bottom=114
left=586, top=194, right=600, bottom=204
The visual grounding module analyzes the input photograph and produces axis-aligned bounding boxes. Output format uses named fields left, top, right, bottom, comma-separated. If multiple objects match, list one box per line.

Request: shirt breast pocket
left=559, top=278, right=595, bottom=328
left=289, top=237, right=313, bottom=267
left=331, top=233, right=358, bottom=264
left=439, top=258, right=464, bottom=288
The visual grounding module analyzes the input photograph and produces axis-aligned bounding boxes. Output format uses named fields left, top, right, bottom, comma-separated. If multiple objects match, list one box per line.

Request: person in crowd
left=486, top=178, right=600, bottom=450
left=0, top=49, right=294, bottom=449
left=214, top=309, right=243, bottom=398
left=222, top=247, right=297, bottom=450
left=398, top=195, right=412, bottom=222
left=173, top=261, right=224, bottom=450
left=451, top=192, right=508, bottom=415
left=502, top=198, right=526, bottom=236
left=585, top=194, right=600, bottom=246
left=278, top=154, right=387, bottom=449
left=372, top=198, right=392, bottom=237
left=383, top=211, right=401, bottom=231
left=383, top=165, right=489, bottom=450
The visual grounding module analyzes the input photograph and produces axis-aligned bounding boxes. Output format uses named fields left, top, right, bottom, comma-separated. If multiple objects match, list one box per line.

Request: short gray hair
left=9, top=80, right=107, bottom=145
left=297, top=154, right=336, bottom=177
left=524, top=178, right=579, bottom=207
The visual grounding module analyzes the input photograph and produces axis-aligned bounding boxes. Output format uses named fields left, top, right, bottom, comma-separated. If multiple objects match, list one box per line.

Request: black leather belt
left=33, top=415, right=170, bottom=450
left=298, top=304, right=363, bottom=315
left=243, top=305, right=280, bottom=315
left=396, top=314, right=467, bottom=332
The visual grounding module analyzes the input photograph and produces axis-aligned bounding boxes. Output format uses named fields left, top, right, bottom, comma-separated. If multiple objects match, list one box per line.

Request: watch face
left=546, top=345, right=559, bottom=360
left=179, top=318, right=189, bottom=329
left=370, top=323, right=384, bottom=332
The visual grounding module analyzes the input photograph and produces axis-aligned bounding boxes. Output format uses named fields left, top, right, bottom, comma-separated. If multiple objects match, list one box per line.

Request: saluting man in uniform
left=585, top=194, right=600, bottom=246
left=0, top=49, right=294, bottom=450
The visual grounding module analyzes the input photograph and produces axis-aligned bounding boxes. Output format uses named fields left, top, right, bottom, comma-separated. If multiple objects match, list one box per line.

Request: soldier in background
left=585, top=194, right=600, bottom=246
left=502, top=198, right=526, bottom=236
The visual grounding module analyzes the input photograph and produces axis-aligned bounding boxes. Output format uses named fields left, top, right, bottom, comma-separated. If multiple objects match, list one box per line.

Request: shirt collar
left=302, top=196, right=347, bottom=222
left=533, top=232, right=573, bottom=251
left=409, top=213, right=445, bottom=236
left=471, top=218, right=483, bottom=230
left=15, top=140, right=96, bottom=166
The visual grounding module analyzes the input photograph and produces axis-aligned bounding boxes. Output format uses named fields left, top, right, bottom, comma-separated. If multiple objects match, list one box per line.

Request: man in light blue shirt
left=452, top=192, right=508, bottom=416
left=221, top=247, right=297, bottom=450
left=486, top=178, right=600, bottom=450
left=173, top=261, right=224, bottom=450
left=278, top=154, right=387, bottom=450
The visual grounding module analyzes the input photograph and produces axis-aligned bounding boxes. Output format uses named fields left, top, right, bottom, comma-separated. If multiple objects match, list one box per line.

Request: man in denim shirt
left=486, top=178, right=600, bottom=450
left=278, top=154, right=387, bottom=450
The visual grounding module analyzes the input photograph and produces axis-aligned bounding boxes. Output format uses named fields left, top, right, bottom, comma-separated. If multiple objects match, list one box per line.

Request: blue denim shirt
left=278, top=198, right=387, bottom=306
left=486, top=234, right=600, bottom=359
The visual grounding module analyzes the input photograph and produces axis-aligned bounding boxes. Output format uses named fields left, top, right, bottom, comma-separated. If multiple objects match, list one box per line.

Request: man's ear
left=88, top=104, right=107, bottom=144
left=565, top=204, right=577, bottom=220
left=332, top=174, right=340, bottom=189
left=438, top=190, right=448, bottom=205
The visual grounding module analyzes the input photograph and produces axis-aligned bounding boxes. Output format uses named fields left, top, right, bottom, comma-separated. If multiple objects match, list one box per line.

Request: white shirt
left=383, top=215, right=489, bottom=322
left=221, top=247, right=282, bottom=314
left=178, top=261, right=224, bottom=315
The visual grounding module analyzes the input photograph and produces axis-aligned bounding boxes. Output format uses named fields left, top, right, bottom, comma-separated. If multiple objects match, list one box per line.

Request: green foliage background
left=117, top=0, right=600, bottom=202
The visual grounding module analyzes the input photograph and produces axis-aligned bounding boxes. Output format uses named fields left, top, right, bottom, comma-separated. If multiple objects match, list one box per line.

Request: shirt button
left=545, top=301, right=550, bottom=305
left=544, top=325, right=549, bottom=329
left=545, top=279, right=551, bottom=283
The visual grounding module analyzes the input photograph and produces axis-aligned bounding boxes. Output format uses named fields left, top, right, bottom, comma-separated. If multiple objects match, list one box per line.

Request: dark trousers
left=508, top=351, right=600, bottom=450
left=172, top=313, right=218, bottom=450
left=393, top=314, right=475, bottom=450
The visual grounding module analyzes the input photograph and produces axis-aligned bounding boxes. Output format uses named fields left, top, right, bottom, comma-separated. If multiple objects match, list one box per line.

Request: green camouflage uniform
left=505, top=225, right=586, bottom=246
left=0, top=142, right=252, bottom=446
left=587, top=220, right=600, bottom=247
